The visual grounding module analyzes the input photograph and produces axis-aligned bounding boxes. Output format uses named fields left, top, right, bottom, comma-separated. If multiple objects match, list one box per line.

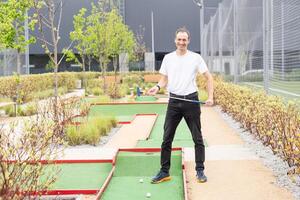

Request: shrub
left=66, top=116, right=117, bottom=146
left=0, top=116, right=62, bottom=200
left=87, top=78, right=104, bottom=89
left=4, top=104, right=15, bottom=117
left=0, top=73, right=77, bottom=103
left=77, top=72, right=101, bottom=80
left=66, top=125, right=81, bottom=145
left=21, top=103, right=38, bottom=116
left=122, top=73, right=143, bottom=87
left=209, top=75, right=300, bottom=176
left=80, top=123, right=100, bottom=145
left=91, top=87, right=104, bottom=96
left=107, top=83, right=126, bottom=99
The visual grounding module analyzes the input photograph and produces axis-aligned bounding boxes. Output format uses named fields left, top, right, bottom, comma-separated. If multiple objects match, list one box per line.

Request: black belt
left=170, top=92, right=198, bottom=99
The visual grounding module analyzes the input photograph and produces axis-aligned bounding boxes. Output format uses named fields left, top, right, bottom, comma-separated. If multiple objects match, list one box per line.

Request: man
left=147, top=27, right=213, bottom=184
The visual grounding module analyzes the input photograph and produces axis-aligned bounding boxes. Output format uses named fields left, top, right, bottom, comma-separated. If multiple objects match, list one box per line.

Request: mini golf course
left=38, top=99, right=204, bottom=199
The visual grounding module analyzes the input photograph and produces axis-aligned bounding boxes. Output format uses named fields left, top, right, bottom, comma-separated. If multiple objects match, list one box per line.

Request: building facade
left=27, top=0, right=221, bottom=73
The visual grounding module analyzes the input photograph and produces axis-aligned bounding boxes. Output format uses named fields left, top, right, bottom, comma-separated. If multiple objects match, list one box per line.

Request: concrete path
left=184, top=106, right=294, bottom=200
left=0, top=102, right=14, bottom=108
left=104, top=115, right=157, bottom=148
left=0, top=89, right=85, bottom=124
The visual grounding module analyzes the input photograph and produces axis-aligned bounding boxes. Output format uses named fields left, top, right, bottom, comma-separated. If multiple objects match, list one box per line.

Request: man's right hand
left=147, top=85, right=159, bottom=96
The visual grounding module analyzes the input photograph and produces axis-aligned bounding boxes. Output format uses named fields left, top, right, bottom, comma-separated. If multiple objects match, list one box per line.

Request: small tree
left=0, top=115, right=62, bottom=199
left=32, top=0, right=73, bottom=127
left=105, top=9, right=136, bottom=96
left=88, top=1, right=108, bottom=90
left=64, top=8, right=93, bottom=92
left=0, top=0, right=36, bottom=74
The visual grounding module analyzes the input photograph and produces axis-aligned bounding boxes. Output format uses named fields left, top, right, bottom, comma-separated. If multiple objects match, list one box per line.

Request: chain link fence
left=202, top=0, right=300, bottom=99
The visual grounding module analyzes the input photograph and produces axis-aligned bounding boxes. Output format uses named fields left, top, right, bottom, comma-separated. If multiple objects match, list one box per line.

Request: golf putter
left=168, top=96, right=205, bottom=104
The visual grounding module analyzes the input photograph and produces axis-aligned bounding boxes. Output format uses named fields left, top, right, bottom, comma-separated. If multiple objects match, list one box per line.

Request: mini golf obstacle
left=97, top=148, right=188, bottom=200
left=84, top=102, right=207, bottom=147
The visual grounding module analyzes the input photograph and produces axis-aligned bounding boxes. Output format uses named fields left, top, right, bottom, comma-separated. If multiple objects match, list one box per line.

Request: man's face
left=175, top=32, right=190, bottom=51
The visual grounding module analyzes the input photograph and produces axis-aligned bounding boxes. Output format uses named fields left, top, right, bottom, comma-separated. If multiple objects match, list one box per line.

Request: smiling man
left=148, top=27, right=213, bottom=184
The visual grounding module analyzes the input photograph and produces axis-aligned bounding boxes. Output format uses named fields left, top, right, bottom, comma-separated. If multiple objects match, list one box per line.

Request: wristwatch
left=156, top=84, right=161, bottom=91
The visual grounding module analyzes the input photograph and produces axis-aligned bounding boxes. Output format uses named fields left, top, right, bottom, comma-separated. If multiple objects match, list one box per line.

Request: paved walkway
left=184, top=106, right=294, bottom=200
left=0, top=89, right=85, bottom=125
left=0, top=102, right=14, bottom=108
left=104, top=115, right=157, bottom=148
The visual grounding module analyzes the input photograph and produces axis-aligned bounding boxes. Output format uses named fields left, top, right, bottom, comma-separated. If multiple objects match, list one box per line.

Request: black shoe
left=196, top=170, right=207, bottom=183
left=151, top=171, right=171, bottom=184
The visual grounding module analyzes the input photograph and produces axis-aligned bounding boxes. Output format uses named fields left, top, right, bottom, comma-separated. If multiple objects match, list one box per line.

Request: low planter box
left=144, top=74, right=161, bottom=83
left=99, top=75, right=121, bottom=84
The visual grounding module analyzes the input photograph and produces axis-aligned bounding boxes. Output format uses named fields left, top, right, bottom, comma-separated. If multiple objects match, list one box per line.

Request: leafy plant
left=66, top=115, right=117, bottom=146
left=91, top=87, right=104, bottom=96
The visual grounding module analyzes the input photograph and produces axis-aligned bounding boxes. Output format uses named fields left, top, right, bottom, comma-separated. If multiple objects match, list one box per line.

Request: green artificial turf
left=101, top=151, right=184, bottom=200
left=89, top=104, right=167, bottom=121
left=42, top=163, right=112, bottom=190
left=135, top=96, right=158, bottom=102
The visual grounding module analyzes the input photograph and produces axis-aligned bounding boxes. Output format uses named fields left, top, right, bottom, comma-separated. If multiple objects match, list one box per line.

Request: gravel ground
left=214, top=106, right=300, bottom=200
left=98, top=126, right=121, bottom=146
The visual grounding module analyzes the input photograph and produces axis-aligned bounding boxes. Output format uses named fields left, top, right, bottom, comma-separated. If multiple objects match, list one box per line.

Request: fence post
left=210, top=16, right=214, bottom=72
left=280, top=1, right=285, bottom=80
left=233, top=0, right=238, bottom=83
left=263, top=0, right=270, bottom=94
left=270, top=0, right=273, bottom=78
left=25, top=9, right=30, bottom=74
left=218, top=3, right=223, bottom=74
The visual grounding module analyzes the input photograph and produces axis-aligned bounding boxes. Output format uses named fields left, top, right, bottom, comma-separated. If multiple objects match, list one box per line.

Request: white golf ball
left=146, top=192, right=151, bottom=198
left=139, top=178, right=144, bottom=183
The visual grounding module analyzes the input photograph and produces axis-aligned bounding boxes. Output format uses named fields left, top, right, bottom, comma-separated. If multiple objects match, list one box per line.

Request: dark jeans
left=160, top=92, right=205, bottom=172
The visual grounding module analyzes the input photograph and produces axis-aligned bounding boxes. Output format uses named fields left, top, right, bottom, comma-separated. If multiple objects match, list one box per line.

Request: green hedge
left=0, top=72, right=78, bottom=102
left=0, top=71, right=164, bottom=103
left=199, top=75, right=300, bottom=176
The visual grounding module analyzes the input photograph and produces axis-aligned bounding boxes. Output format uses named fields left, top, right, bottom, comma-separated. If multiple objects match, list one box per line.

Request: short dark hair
left=175, top=27, right=190, bottom=39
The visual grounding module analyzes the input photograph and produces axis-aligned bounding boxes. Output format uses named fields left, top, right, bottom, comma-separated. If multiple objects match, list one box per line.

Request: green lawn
left=241, top=81, right=300, bottom=100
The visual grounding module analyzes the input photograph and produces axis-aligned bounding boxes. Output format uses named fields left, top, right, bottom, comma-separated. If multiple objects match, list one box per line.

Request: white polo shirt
left=159, top=50, right=208, bottom=95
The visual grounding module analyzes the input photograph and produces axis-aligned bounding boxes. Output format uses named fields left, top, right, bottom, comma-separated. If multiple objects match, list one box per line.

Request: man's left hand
left=205, top=98, right=214, bottom=106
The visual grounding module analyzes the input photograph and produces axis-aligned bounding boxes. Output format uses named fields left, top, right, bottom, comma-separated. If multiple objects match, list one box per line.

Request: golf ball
left=139, top=178, right=144, bottom=183
left=146, top=192, right=151, bottom=198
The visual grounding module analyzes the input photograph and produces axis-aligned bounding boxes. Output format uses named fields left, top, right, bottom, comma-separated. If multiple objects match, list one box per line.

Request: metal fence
left=202, top=0, right=300, bottom=99
left=0, top=49, right=27, bottom=76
